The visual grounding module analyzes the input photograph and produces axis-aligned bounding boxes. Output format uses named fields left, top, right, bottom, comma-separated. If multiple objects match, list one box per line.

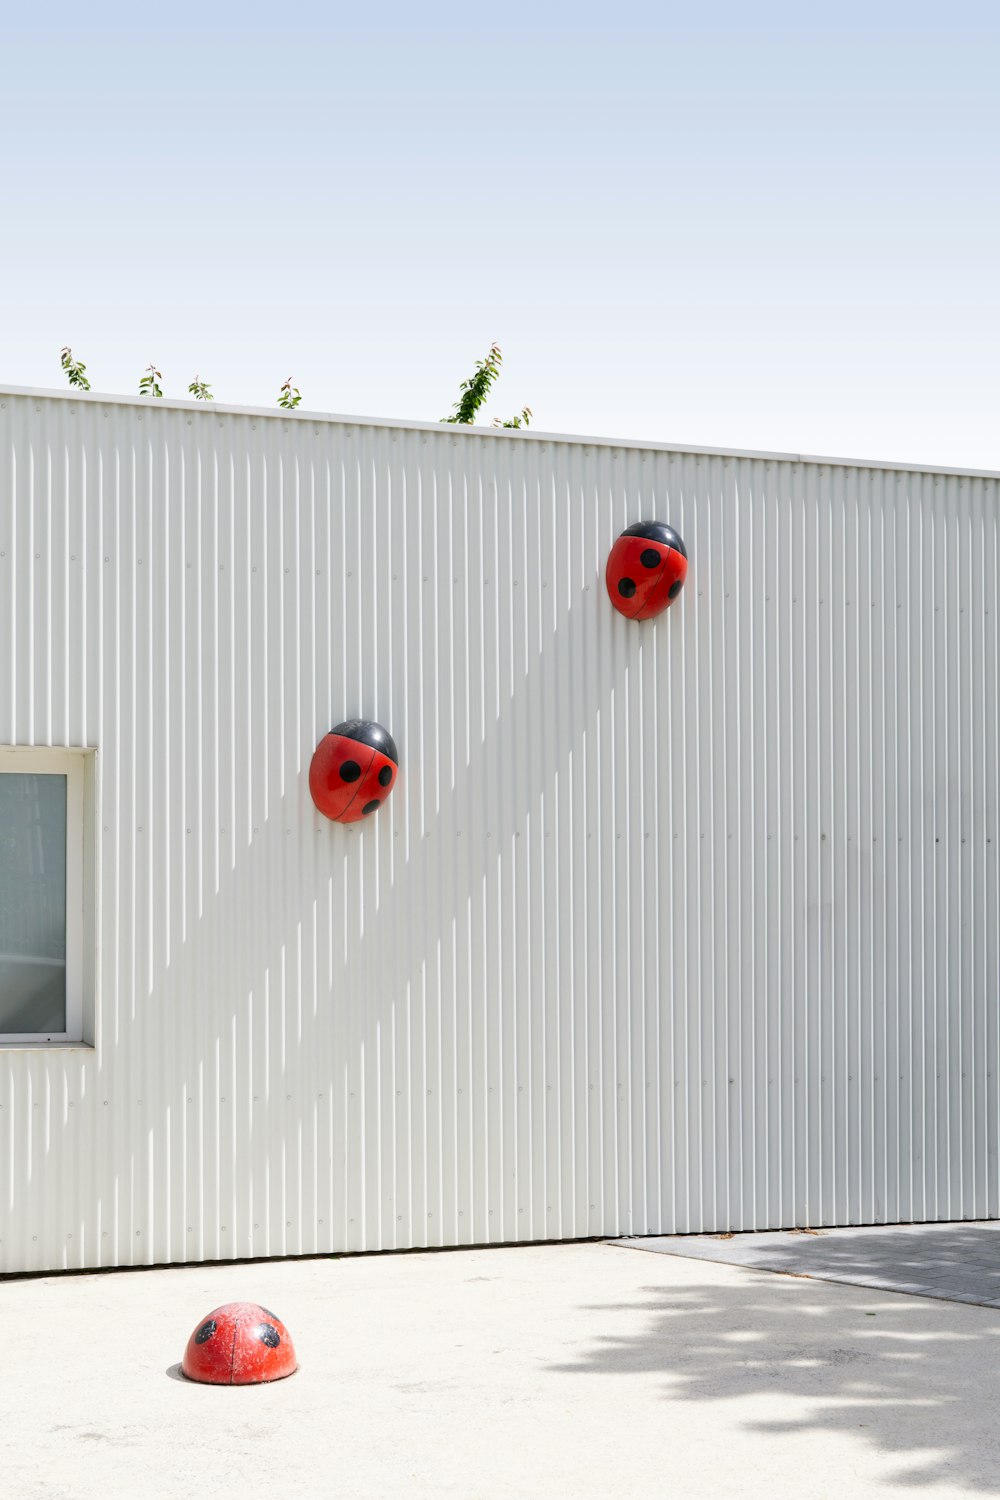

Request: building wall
left=1, top=386, right=998, bottom=1273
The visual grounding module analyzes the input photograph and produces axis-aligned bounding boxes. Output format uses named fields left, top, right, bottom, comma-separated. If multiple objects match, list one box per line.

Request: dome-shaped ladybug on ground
left=181, top=1301, right=297, bottom=1385
left=309, top=718, right=399, bottom=824
left=605, top=521, right=688, bottom=621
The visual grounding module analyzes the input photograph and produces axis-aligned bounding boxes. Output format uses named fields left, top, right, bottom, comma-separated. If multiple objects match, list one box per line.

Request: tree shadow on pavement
left=551, top=1271, right=1000, bottom=1492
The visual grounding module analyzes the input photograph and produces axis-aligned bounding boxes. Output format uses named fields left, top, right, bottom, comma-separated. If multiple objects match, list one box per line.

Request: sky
left=1, top=0, right=998, bottom=470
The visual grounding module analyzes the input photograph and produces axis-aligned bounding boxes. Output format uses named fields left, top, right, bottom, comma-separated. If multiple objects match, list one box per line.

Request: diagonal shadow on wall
left=7, top=560, right=667, bottom=1268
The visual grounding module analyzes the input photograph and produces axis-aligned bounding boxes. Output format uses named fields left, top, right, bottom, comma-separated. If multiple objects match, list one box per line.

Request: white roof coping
left=3, top=383, right=998, bottom=483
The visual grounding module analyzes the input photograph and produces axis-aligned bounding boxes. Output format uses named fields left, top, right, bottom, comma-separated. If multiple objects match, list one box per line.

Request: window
left=0, top=749, right=86, bottom=1044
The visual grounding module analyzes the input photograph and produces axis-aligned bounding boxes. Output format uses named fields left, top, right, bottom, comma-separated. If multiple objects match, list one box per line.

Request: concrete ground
left=4, top=1240, right=1000, bottom=1499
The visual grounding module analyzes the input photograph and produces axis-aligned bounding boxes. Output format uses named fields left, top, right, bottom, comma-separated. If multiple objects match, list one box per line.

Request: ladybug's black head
left=331, top=719, right=399, bottom=765
left=621, top=520, right=687, bottom=559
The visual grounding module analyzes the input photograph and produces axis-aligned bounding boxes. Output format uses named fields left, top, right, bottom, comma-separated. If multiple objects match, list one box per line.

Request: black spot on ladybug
left=640, top=549, right=660, bottom=569
left=258, top=1307, right=280, bottom=1323
left=340, top=760, right=361, bottom=782
left=378, top=765, right=393, bottom=787
left=253, top=1323, right=281, bottom=1348
left=668, top=579, right=684, bottom=600
left=362, top=800, right=380, bottom=815
left=618, top=578, right=637, bottom=599
left=195, top=1320, right=217, bottom=1344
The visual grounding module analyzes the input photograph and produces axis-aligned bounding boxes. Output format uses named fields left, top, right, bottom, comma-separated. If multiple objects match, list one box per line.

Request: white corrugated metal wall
left=1, top=386, right=997, bottom=1275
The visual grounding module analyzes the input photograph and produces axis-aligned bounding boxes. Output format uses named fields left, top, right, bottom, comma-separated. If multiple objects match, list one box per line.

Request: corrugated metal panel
left=1, top=387, right=997, bottom=1275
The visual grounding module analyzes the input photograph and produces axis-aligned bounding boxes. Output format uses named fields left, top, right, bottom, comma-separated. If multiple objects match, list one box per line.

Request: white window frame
left=0, top=747, right=85, bottom=1044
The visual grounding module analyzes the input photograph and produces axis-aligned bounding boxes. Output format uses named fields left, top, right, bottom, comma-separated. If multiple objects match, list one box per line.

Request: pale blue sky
left=2, top=1, right=998, bottom=468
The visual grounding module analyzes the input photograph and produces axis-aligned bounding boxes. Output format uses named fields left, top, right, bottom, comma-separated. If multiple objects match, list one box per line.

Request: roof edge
left=2, top=383, right=998, bottom=483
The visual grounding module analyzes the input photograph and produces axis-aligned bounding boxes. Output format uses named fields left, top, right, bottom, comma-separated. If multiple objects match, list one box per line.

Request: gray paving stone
left=617, top=1220, right=1000, bottom=1307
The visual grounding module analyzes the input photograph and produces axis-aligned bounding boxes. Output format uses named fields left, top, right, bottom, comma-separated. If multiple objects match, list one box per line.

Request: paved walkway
left=4, top=1240, right=1000, bottom=1497
left=618, top=1220, right=1000, bottom=1308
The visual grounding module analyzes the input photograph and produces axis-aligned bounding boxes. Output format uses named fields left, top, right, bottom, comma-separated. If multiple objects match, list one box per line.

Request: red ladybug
left=181, top=1301, right=297, bottom=1385
left=309, top=718, right=399, bottom=824
left=605, top=521, right=688, bottom=621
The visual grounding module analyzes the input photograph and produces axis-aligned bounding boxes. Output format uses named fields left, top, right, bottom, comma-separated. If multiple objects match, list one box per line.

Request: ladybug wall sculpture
left=181, top=1301, right=297, bottom=1385
left=309, top=719, right=399, bottom=824
left=605, top=521, right=688, bottom=621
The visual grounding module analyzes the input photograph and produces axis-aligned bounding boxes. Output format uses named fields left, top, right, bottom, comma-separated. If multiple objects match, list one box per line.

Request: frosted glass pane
left=0, top=774, right=67, bottom=1033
